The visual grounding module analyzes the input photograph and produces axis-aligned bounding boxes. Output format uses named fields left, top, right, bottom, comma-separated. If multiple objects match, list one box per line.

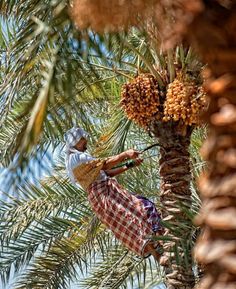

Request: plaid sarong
left=87, top=178, right=162, bottom=256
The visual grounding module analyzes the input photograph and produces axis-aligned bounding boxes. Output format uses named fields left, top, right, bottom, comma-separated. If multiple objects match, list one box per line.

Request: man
left=65, top=127, right=163, bottom=260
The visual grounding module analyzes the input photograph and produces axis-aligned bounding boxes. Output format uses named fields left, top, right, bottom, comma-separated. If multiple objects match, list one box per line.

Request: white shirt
left=65, top=148, right=107, bottom=185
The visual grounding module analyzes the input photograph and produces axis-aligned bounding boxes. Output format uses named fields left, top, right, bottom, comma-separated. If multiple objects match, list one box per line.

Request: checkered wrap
left=87, top=178, right=162, bottom=256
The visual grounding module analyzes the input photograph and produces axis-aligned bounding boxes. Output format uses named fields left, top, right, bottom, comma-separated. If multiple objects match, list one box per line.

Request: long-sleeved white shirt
left=65, top=148, right=107, bottom=185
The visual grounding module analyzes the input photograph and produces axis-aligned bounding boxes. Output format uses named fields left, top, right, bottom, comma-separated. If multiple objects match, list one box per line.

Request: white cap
left=64, top=127, right=89, bottom=148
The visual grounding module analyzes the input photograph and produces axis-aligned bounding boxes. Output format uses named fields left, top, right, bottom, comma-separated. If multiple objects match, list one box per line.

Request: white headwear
left=64, top=127, right=89, bottom=149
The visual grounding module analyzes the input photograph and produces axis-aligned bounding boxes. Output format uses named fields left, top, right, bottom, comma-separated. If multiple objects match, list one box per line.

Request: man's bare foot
left=159, top=255, right=169, bottom=266
left=144, top=244, right=162, bottom=262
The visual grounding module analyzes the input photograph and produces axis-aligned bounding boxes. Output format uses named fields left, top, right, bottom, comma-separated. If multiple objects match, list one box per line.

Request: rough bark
left=183, top=2, right=236, bottom=288
left=153, top=121, right=195, bottom=289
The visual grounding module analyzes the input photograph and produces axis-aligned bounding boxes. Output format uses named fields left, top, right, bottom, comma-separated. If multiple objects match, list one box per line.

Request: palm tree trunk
left=153, top=121, right=195, bottom=289
left=183, top=2, right=236, bottom=288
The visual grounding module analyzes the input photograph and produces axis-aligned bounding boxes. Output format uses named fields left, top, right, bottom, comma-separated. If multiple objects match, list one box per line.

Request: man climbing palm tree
left=64, top=126, right=164, bottom=260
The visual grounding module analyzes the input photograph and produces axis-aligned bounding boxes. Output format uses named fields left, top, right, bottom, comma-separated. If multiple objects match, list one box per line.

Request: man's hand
left=103, top=149, right=141, bottom=170
left=125, top=149, right=140, bottom=159
left=126, top=158, right=143, bottom=168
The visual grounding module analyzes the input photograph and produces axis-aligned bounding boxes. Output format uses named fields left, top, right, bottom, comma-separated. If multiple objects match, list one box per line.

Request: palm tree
left=97, top=24, right=205, bottom=289
left=119, top=47, right=207, bottom=289
left=0, top=1, right=206, bottom=288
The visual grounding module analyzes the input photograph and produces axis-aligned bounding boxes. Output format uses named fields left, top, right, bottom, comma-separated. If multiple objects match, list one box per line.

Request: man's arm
left=104, top=158, right=143, bottom=177
left=102, top=149, right=140, bottom=170
left=104, top=166, right=129, bottom=177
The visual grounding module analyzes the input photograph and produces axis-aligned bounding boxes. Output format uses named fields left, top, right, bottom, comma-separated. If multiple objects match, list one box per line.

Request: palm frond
left=12, top=234, right=88, bottom=289
left=6, top=219, right=117, bottom=289
left=94, top=108, right=133, bottom=157
left=0, top=167, right=90, bottom=242
left=79, top=248, right=164, bottom=289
